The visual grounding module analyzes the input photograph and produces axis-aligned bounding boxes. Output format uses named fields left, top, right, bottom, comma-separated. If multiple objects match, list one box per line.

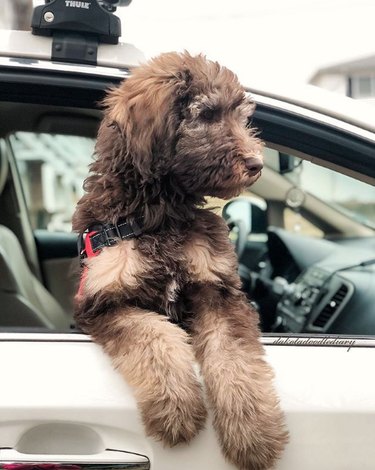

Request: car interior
left=0, top=101, right=99, bottom=330
left=0, top=92, right=374, bottom=336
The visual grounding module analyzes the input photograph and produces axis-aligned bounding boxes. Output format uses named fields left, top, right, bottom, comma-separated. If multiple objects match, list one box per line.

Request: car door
left=1, top=47, right=375, bottom=470
left=1, top=333, right=375, bottom=470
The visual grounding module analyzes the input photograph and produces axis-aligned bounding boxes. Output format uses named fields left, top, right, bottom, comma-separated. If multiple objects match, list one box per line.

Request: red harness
left=76, top=219, right=142, bottom=298
left=77, top=231, right=100, bottom=297
left=82, top=230, right=100, bottom=259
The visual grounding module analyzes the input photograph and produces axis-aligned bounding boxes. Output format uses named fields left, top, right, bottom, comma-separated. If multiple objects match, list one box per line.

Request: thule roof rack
left=31, top=0, right=132, bottom=65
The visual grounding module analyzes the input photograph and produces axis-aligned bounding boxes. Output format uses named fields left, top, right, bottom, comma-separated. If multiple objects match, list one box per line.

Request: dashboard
left=277, top=266, right=354, bottom=333
left=255, top=228, right=375, bottom=335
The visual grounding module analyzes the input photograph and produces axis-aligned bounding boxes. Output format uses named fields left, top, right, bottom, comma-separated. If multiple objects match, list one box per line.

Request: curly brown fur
left=73, top=51, right=288, bottom=469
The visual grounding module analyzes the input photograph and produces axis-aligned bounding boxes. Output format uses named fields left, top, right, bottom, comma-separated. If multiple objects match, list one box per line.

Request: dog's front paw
left=218, top=411, right=288, bottom=470
left=212, top=388, right=288, bottom=470
left=207, top=359, right=288, bottom=469
left=140, top=388, right=207, bottom=446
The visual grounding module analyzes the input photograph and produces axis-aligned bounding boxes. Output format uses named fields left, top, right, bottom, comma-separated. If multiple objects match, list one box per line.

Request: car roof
left=0, top=30, right=145, bottom=69
left=1, top=30, right=375, bottom=135
left=247, top=81, right=375, bottom=134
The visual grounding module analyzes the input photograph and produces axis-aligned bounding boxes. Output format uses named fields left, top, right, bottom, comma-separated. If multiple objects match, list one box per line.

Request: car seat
left=0, top=148, right=72, bottom=329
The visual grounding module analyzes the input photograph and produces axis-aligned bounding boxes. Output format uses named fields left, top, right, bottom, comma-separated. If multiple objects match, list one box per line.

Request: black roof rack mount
left=31, top=0, right=131, bottom=65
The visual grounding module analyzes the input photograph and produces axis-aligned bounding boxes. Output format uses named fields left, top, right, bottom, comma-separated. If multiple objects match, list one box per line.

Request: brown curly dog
left=73, top=51, right=288, bottom=470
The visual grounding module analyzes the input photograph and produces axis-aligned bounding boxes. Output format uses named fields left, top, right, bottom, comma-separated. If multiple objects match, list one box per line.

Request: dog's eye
left=108, top=121, right=119, bottom=131
left=200, top=108, right=216, bottom=121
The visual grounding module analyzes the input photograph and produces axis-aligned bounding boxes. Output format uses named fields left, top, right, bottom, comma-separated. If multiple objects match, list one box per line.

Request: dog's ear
left=94, top=119, right=126, bottom=174
left=101, top=60, right=193, bottom=181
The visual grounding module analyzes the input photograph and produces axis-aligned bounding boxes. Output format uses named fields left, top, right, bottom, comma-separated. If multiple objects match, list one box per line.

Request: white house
left=310, top=54, right=375, bottom=106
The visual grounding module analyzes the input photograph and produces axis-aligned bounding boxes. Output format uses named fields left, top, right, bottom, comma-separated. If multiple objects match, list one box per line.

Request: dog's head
left=99, top=51, right=263, bottom=200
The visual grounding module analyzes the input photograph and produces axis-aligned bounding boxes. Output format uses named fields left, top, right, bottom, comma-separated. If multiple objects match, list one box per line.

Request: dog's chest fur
left=82, top=211, right=237, bottom=322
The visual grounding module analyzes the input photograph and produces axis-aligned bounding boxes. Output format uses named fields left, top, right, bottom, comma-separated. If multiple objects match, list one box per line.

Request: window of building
left=351, top=75, right=375, bottom=98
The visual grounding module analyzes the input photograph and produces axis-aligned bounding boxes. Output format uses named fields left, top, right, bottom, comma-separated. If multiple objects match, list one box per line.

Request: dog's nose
left=245, top=156, right=263, bottom=175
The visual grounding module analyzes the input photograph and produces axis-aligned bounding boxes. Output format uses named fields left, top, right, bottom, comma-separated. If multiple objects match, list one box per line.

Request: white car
left=0, top=2, right=375, bottom=469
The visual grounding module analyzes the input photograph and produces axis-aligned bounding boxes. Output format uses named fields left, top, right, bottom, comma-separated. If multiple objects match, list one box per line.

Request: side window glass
left=9, top=132, right=94, bottom=232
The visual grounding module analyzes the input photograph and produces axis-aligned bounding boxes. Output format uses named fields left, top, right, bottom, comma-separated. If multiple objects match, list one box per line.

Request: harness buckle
left=113, top=221, right=122, bottom=239
left=103, top=223, right=117, bottom=247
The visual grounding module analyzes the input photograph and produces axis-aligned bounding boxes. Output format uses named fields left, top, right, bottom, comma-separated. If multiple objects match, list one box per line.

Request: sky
left=29, top=0, right=375, bottom=87
left=118, top=0, right=375, bottom=87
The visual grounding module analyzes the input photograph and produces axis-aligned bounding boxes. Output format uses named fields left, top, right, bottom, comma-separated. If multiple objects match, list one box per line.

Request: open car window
left=10, top=132, right=95, bottom=232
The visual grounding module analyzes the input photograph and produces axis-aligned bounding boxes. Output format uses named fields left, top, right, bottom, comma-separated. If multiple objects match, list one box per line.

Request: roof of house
left=310, top=54, right=375, bottom=83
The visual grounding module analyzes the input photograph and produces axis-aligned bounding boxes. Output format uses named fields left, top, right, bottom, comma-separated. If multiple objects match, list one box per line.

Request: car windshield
left=282, top=157, right=375, bottom=230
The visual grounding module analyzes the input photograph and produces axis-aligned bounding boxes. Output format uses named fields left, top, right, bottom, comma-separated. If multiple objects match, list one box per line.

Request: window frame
left=0, top=64, right=374, bottom=335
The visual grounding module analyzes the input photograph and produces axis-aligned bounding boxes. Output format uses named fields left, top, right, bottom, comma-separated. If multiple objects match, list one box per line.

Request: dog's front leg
left=75, top=304, right=207, bottom=446
left=190, top=286, right=288, bottom=470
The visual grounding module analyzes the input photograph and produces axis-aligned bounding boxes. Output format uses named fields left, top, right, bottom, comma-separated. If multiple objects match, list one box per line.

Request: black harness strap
left=78, top=218, right=142, bottom=262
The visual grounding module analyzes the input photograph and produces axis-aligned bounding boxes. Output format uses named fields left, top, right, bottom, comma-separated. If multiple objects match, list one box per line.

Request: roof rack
left=31, top=0, right=131, bottom=65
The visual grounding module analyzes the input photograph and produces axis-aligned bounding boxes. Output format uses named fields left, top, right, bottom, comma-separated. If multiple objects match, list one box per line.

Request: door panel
left=41, top=257, right=79, bottom=315
left=1, top=333, right=375, bottom=470
left=34, top=231, right=78, bottom=261
left=34, top=230, right=79, bottom=314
